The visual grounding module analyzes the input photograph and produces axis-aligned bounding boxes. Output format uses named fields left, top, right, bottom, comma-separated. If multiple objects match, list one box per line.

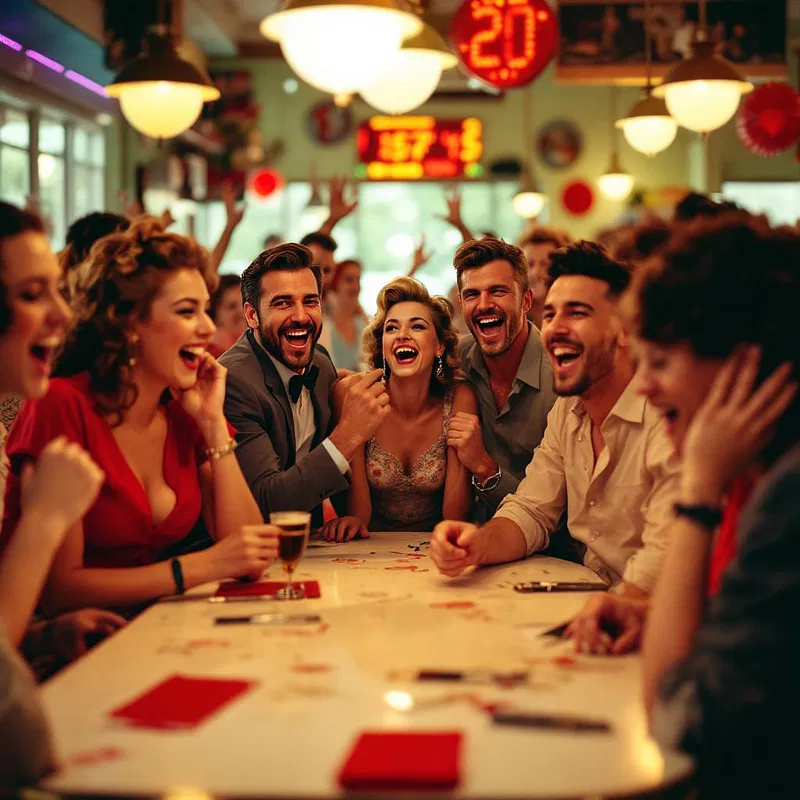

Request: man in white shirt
left=430, top=242, right=679, bottom=595
left=220, top=243, right=388, bottom=532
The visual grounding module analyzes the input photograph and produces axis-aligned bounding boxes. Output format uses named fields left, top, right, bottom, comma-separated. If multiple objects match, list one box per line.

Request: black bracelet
left=673, top=503, right=723, bottom=531
left=170, top=557, right=185, bottom=595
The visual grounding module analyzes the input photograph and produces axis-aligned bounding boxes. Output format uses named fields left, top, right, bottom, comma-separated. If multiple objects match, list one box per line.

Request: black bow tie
left=288, top=365, right=320, bottom=403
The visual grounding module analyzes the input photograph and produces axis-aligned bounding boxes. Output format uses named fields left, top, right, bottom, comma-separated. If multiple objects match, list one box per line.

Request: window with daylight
left=0, top=100, right=106, bottom=249
left=197, top=180, right=527, bottom=314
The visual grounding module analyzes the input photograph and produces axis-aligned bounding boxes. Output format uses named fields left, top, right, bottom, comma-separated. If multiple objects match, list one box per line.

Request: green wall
left=108, top=51, right=800, bottom=240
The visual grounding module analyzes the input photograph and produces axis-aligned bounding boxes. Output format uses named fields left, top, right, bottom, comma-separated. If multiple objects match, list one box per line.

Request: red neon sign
left=357, top=117, right=483, bottom=181
left=450, top=0, right=558, bottom=89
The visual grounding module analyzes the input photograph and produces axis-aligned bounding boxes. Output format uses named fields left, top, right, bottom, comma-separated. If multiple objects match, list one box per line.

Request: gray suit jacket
left=220, top=331, right=349, bottom=526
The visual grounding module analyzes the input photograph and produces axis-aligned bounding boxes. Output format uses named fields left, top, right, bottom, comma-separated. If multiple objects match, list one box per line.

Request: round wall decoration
left=306, top=99, right=353, bottom=146
left=737, top=82, right=800, bottom=157
left=537, top=120, right=582, bottom=169
left=561, top=179, right=594, bottom=216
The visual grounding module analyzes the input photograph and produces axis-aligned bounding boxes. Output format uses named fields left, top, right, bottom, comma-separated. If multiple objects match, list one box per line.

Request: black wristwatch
left=673, top=503, right=723, bottom=531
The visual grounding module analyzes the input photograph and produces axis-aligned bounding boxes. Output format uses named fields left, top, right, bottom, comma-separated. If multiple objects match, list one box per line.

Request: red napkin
left=110, top=674, right=256, bottom=730
left=215, top=580, right=321, bottom=598
left=337, top=731, right=463, bottom=791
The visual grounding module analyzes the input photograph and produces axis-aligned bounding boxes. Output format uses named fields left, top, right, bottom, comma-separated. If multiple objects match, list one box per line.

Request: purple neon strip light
left=0, top=31, right=108, bottom=98
left=65, top=70, right=108, bottom=97
left=0, top=33, right=22, bottom=51
left=25, top=48, right=65, bottom=73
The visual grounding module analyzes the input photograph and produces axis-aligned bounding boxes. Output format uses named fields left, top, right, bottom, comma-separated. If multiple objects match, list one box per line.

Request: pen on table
left=492, top=710, right=612, bottom=733
left=395, top=669, right=530, bottom=686
left=215, top=613, right=322, bottom=626
left=159, top=594, right=277, bottom=604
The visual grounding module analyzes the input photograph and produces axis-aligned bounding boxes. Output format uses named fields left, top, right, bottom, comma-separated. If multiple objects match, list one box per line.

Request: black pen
left=215, top=613, right=322, bottom=626
left=493, top=710, right=611, bottom=733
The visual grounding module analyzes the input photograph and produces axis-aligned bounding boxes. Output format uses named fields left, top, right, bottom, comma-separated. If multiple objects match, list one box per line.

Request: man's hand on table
left=320, top=516, right=369, bottom=543
left=565, top=594, right=649, bottom=655
left=429, top=521, right=488, bottom=577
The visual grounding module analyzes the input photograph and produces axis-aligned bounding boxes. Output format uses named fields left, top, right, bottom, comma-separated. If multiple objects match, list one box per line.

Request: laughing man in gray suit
left=219, top=243, right=389, bottom=535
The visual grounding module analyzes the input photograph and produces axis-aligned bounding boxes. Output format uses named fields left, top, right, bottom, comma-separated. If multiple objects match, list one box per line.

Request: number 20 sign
left=450, top=0, right=558, bottom=90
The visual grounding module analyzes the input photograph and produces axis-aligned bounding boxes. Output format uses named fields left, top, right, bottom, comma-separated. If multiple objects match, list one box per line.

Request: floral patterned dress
left=365, top=391, right=454, bottom=532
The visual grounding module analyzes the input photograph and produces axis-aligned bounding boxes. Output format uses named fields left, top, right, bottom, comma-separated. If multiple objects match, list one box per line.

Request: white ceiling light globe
left=361, top=50, right=443, bottom=114
left=261, top=5, right=422, bottom=97
left=597, top=172, right=635, bottom=201
left=662, top=80, right=743, bottom=134
left=512, top=191, right=547, bottom=219
left=118, top=82, right=205, bottom=139
left=618, top=115, right=678, bottom=156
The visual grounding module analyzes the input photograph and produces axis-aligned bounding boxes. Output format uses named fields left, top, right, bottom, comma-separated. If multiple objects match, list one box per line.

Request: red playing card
left=109, top=674, right=256, bottom=730
left=215, top=580, right=321, bottom=598
left=337, top=731, right=463, bottom=791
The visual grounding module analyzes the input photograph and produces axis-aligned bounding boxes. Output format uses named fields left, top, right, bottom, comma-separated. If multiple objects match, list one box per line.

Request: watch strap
left=673, top=503, right=723, bottom=531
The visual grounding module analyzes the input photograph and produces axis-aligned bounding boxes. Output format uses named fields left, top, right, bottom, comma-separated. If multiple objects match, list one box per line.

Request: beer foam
left=270, top=511, right=311, bottom=526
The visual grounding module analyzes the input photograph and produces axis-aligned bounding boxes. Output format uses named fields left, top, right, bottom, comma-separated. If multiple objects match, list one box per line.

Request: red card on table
left=110, top=674, right=256, bottom=730
left=215, top=580, right=321, bottom=598
left=337, top=731, right=463, bottom=791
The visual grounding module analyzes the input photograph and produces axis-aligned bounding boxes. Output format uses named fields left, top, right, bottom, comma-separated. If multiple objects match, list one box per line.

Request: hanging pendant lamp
left=106, top=28, right=219, bottom=140
left=512, top=85, right=547, bottom=219
left=616, top=0, right=677, bottom=156
left=260, top=0, right=422, bottom=102
left=361, top=20, right=457, bottom=114
left=599, top=88, right=635, bottom=201
left=652, top=0, right=752, bottom=134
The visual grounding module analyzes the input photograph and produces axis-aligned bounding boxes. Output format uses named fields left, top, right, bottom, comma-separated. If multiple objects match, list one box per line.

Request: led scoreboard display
left=450, top=0, right=558, bottom=89
left=356, top=116, right=483, bottom=181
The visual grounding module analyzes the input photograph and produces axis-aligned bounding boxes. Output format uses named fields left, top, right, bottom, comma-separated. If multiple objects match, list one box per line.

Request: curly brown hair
left=56, top=217, right=216, bottom=425
left=624, top=213, right=800, bottom=466
left=363, top=277, right=462, bottom=396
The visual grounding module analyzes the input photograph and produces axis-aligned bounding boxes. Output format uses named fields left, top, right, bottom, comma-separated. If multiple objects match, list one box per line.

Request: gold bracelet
left=204, top=437, right=238, bottom=460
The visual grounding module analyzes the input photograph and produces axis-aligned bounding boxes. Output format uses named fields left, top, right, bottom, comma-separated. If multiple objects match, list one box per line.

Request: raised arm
left=209, top=182, right=246, bottom=274
left=442, top=384, right=477, bottom=521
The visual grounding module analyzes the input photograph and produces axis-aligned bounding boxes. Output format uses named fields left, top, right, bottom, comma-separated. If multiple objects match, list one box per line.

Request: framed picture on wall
left=556, top=0, right=787, bottom=84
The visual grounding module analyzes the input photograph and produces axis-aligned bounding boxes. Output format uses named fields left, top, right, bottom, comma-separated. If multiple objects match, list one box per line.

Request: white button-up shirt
left=494, top=380, right=680, bottom=591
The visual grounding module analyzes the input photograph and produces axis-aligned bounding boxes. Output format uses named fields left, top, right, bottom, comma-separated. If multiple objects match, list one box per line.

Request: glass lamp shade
left=597, top=153, right=635, bottom=201
left=616, top=93, right=678, bottom=156
left=652, top=39, right=752, bottom=134
left=261, top=0, right=422, bottom=97
left=512, top=191, right=547, bottom=219
left=361, top=23, right=457, bottom=114
left=662, top=81, right=744, bottom=134
left=106, top=34, right=219, bottom=140
left=117, top=83, right=207, bottom=139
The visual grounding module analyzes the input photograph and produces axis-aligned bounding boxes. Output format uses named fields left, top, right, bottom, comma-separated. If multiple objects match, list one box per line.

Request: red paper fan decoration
left=737, top=82, right=800, bottom=157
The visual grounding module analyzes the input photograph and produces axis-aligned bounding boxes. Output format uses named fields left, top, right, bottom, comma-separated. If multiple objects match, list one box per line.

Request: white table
left=41, top=533, right=693, bottom=798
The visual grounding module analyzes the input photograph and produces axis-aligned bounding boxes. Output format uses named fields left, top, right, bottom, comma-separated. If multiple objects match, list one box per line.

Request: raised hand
left=222, top=180, right=245, bottom=229
left=429, top=520, right=486, bottom=577
left=320, top=516, right=369, bottom=543
left=20, top=437, right=104, bottom=538
left=438, top=185, right=464, bottom=229
left=327, top=175, right=358, bottom=226
left=447, top=412, right=492, bottom=476
left=681, top=346, right=797, bottom=504
left=330, top=369, right=391, bottom=459
left=409, top=235, right=432, bottom=277
left=178, top=352, right=228, bottom=429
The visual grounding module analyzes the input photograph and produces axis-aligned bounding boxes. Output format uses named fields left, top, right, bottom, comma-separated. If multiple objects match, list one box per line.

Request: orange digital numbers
left=450, top=0, right=558, bottom=89
left=358, top=117, right=483, bottom=181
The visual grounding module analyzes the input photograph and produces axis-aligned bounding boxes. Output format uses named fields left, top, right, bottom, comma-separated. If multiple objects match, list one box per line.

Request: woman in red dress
left=2, top=217, right=277, bottom=614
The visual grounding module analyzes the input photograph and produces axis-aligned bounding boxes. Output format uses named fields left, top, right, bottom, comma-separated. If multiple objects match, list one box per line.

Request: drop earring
left=127, top=335, right=139, bottom=368
left=436, top=354, right=444, bottom=382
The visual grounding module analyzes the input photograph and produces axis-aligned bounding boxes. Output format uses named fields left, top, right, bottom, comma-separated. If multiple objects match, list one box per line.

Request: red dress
left=1, top=374, right=210, bottom=568
left=707, top=475, right=758, bottom=596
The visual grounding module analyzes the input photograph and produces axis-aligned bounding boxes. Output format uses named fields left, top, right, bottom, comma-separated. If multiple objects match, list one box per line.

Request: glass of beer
left=270, top=511, right=311, bottom=600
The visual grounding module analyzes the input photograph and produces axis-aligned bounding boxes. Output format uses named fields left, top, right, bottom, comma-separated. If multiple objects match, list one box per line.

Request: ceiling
left=206, top=0, right=496, bottom=94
